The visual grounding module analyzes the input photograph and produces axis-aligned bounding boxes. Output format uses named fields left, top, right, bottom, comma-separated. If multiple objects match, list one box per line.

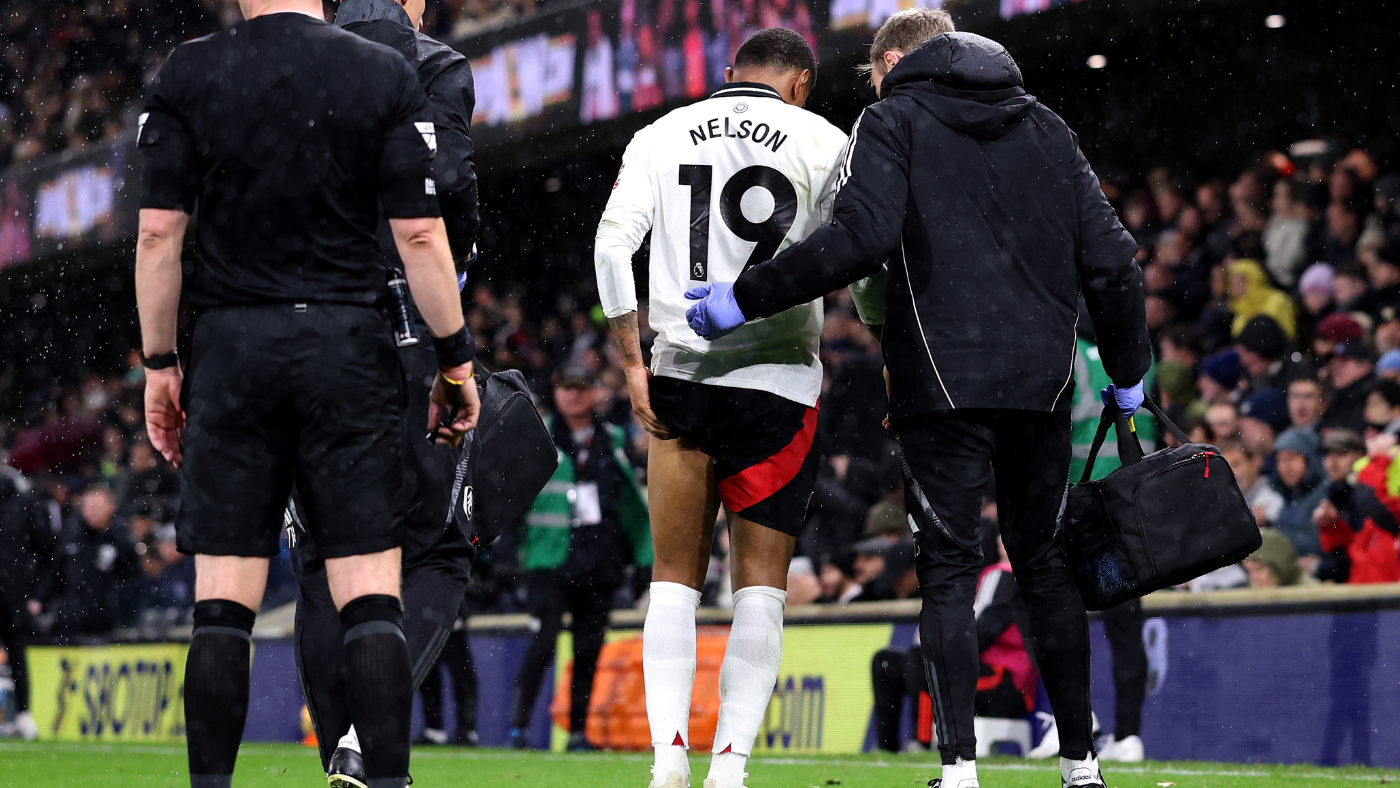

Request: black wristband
left=141, top=350, right=179, bottom=370
left=432, top=327, right=475, bottom=368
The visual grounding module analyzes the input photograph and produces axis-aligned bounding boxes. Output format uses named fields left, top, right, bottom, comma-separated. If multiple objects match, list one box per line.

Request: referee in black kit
left=686, top=22, right=1149, bottom=788
left=135, top=2, right=478, bottom=787
left=288, top=0, right=482, bottom=784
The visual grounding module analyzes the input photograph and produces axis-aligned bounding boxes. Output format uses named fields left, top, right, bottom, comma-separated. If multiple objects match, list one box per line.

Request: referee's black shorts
left=176, top=303, right=405, bottom=558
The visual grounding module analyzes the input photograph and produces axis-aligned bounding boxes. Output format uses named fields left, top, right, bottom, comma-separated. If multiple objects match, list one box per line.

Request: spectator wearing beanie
left=1268, top=428, right=1326, bottom=557
left=1320, top=341, right=1377, bottom=434
left=1244, top=528, right=1302, bottom=588
left=1235, top=315, right=1303, bottom=390
left=1227, top=259, right=1297, bottom=341
left=1195, top=348, right=1243, bottom=410
left=1312, top=312, right=1365, bottom=361
left=1240, top=387, right=1289, bottom=462
left=1378, top=349, right=1400, bottom=381
left=1297, top=263, right=1337, bottom=322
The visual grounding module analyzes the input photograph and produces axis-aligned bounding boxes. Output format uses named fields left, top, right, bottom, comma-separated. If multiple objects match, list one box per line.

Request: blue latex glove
left=684, top=283, right=747, bottom=340
left=1101, top=381, right=1145, bottom=415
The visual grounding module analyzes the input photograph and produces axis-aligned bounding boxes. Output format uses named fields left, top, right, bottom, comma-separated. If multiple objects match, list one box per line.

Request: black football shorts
left=176, top=303, right=405, bottom=558
left=649, top=375, right=820, bottom=536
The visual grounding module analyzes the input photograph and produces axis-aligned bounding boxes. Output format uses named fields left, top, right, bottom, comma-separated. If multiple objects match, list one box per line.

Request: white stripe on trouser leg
left=707, top=585, right=786, bottom=786
left=644, top=582, right=701, bottom=781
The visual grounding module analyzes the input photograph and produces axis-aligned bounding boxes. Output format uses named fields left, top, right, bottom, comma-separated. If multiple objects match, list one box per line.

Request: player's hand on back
left=430, top=361, right=481, bottom=446
left=144, top=366, right=186, bottom=468
left=624, top=365, right=676, bottom=441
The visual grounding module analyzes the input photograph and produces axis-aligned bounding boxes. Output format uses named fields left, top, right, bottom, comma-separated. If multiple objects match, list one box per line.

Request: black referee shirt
left=138, top=11, right=441, bottom=308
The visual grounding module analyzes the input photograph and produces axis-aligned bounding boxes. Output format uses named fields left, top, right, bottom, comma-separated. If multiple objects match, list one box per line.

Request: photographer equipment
left=386, top=269, right=419, bottom=348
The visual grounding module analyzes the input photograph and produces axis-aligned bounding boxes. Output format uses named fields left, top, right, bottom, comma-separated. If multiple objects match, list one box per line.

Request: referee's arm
left=134, top=57, right=199, bottom=467
left=733, top=110, right=906, bottom=320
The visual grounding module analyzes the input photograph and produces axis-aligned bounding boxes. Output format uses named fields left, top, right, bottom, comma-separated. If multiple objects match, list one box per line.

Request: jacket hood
left=334, top=0, right=414, bottom=28
left=884, top=32, right=1037, bottom=141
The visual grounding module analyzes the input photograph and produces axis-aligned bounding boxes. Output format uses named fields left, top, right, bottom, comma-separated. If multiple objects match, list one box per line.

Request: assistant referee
left=134, top=3, right=479, bottom=788
left=686, top=23, right=1149, bottom=788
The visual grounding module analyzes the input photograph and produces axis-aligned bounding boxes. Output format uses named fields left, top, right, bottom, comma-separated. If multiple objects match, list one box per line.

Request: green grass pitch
left=2, top=742, right=1396, bottom=787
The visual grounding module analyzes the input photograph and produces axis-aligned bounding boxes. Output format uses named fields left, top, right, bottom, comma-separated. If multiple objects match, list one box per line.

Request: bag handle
left=1078, top=392, right=1193, bottom=484
left=1080, top=402, right=1139, bottom=483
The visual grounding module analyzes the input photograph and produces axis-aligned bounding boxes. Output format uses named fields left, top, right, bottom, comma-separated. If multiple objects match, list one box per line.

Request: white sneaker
left=1027, top=712, right=1059, bottom=759
left=649, top=772, right=690, bottom=788
left=419, top=727, right=449, bottom=745
left=15, top=711, right=37, bottom=741
left=1098, top=734, right=1144, bottom=762
left=1061, top=758, right=1105, bottom=788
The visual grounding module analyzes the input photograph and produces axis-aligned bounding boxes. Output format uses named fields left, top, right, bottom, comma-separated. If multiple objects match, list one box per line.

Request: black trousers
left=0, top=604, right=29, bottom=712
left=1101, top=598, right=1146, bottom=739
left=509, top=572, right=616, bottom=733
left=294, top=559, right=469, bottom=769
left=420, top=628, right=478, bottom=736
left=895, top=408, right=1091, bottom=763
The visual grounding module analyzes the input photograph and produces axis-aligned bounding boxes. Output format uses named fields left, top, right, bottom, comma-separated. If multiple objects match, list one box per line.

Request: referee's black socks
left=185, top=599, right=257, bottom=788
left=342, top=594, right=413, bottom=788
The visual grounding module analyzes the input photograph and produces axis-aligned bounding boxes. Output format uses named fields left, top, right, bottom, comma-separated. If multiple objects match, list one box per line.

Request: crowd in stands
left=0, top=0, right=554, bottom=168
left=0, top=0, right=225, bottom=167
left=1135, top=143, right=1400, bottom=590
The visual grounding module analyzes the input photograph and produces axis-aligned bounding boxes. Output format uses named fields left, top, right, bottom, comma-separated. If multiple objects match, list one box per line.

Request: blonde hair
left=858, top=7, right=956, bottom=78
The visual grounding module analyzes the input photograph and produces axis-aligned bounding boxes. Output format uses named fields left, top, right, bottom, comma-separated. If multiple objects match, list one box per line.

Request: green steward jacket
left=519, top=418, right=652, bottom=571
left=1070, top=338, right=1158, bottom=482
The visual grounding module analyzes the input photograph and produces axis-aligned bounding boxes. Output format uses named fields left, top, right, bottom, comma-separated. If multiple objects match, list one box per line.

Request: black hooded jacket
left=733, top=33, right=1149, bottom=417
left=336, top=0, right=479, bottom=262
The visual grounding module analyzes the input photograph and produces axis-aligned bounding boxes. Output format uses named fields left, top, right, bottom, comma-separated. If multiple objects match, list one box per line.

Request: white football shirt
left=595, top=81, right=848, bottom=407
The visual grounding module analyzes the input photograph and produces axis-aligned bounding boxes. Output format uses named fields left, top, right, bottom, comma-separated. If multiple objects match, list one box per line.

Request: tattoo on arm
left=608, top=312, right=644, bottom=368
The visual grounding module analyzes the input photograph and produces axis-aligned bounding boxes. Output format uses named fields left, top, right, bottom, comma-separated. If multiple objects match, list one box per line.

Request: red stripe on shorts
left=717, top=402, right=820, bottom=513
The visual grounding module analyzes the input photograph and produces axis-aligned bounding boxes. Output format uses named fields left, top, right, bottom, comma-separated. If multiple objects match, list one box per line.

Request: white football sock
left=1061, top=754, right=1102, bottom=786
left=707, top=585, right=786, bottom=785
left=941, top=758, right=979, bottom=787
left=645, top=581, right=702, bottom=781
left=338, top=725, right=360, bottom=753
